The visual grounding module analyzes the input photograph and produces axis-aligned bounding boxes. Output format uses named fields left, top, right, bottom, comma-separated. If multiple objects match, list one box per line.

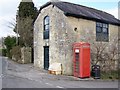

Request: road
left=0, top=56, right=2, bottom=89
left=1, top=56, right=56, bottom=88
left=0, top=56, right=119, bottom=89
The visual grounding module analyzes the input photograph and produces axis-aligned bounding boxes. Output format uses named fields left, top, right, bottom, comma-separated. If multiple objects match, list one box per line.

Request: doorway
left=44, top=46, right=49, bottom=70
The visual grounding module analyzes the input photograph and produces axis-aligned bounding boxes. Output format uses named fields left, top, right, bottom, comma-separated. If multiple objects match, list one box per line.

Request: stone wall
left=11, top=46, right=31, bottom=64
left=21, top=47, right=31, bottom=64
left=34, top=5, right=76, bottom=75
left=67, top=17, right=119, bottom=71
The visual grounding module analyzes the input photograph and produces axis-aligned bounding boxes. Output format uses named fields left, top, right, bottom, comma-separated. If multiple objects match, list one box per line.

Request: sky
left=0, top=0, right=120, bottom=37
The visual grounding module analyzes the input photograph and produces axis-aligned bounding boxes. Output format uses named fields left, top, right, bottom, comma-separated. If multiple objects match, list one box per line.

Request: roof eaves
left=64, top=12, right=120, bottom=26
left=38, top=1, right=120, bottom=26
left=39, top=2, right=52, bottom=11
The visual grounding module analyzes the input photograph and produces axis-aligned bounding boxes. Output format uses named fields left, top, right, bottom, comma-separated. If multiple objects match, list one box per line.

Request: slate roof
left=40, top=1, right=120, bottom=26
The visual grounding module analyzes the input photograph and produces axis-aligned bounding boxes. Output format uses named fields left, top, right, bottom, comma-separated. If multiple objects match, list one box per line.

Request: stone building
left=34, top=1, right=120, bottom=75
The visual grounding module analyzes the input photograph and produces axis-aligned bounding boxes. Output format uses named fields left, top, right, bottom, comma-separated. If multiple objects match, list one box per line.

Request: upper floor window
left=43, top=16, right=50, bottom=39
left=96, top=22, right=109, bottom=42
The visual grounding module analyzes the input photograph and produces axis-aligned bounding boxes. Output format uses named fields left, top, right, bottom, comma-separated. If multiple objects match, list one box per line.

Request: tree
left=16, top=0, right=38, bottom=47
left=18, top=17, right=34, bottom=47
left=4, top=36, right=16, bottom=57
left=18, top=0, right=38, bottom=20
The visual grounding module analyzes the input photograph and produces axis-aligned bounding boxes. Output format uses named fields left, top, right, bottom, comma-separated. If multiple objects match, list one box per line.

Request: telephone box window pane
left=75, top=53, right=79, bottom=61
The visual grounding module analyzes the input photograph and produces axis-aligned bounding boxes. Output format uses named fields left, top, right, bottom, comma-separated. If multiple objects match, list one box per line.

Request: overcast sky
left=0, top=0, right=119, bottom=37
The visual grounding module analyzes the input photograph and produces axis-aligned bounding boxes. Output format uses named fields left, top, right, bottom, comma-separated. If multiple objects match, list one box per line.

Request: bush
left=101, top=70, right=118, bottom=80
left=2, top=49, right=7, bottom=56
left=10, top=46, right=21, bottom=62
left=0, top=49, right=2, bottom=56
left=4, top=36, right=16, bottom=58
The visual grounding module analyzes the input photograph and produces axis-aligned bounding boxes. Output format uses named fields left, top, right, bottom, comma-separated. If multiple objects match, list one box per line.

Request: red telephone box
left=73, top=42, right=90, bottom=78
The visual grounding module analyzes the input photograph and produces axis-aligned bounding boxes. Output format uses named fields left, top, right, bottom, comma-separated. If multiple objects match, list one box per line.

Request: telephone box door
left=73, top=42, right=90, bottom=78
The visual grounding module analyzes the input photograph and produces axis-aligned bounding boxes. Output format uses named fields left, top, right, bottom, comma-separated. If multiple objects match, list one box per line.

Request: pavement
left=5, top=57, right=119, bottom=83
left=6, top=58, right=95, bottom=82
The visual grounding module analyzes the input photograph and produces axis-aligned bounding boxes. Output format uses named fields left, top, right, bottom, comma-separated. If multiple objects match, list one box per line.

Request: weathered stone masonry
left=34, top=1, right=119, bottom=75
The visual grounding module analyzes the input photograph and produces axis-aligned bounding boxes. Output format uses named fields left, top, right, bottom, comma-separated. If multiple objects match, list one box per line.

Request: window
left=96, top=22, right=109, bottom=42
left=43, top=16, right=50, bottom=39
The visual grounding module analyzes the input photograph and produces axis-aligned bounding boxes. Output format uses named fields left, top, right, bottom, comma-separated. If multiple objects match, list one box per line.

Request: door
left=44, top=46, right=49, bottom=70
left=74, top=52, right=80, bottom=77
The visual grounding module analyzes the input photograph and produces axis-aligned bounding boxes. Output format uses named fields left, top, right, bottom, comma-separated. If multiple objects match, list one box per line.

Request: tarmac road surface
left=0, top=56, right=118, bottom=89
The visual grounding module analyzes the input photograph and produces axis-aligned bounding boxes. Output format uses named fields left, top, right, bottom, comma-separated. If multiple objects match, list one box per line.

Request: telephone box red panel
left=73, top=42, right=90, bottom=78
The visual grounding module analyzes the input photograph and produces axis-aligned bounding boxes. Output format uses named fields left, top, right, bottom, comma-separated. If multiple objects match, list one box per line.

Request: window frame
left=43, top=16, right=50, bottom=39
left=96, top=22, right=109, bottom=42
